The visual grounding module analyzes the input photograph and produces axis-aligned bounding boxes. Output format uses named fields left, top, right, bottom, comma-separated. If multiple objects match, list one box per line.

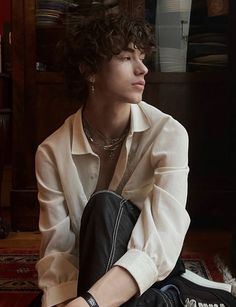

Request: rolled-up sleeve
left=35, top=146, right=78, bottom=307
left=115, top=120, right=191, bottom=295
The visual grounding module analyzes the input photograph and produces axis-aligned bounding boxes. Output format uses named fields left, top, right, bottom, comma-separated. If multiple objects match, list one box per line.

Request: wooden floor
left=0, top=228, right=235, bottom=276
left=0, top=231, right=41, bottom=249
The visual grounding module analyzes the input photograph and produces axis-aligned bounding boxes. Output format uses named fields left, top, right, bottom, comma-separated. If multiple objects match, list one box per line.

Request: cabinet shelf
left=145, top=71, right=227, bottom=83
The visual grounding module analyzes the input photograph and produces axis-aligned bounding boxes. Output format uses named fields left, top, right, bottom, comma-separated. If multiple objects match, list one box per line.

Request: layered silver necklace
left=82, top=114, right=129, bottom=159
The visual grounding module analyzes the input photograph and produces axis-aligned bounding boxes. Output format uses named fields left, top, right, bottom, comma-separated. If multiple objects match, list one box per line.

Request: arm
left=116, top=120, right=190, bottom=294
left=35, top=146, right=78, bottom=307
left=66, top=266, right=138, bottom=307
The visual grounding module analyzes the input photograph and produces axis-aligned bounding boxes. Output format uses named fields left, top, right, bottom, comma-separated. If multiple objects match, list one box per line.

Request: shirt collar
left=130, top=102, right=151, bottom=134
left=71, top=108, right=93, bottom=155
left=71, top=102, right=150, bottom=155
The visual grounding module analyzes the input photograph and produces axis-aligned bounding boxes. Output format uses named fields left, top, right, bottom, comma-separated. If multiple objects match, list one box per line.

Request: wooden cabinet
left=0, top=73, right=11, bottom=199
left=11, top=0, right=236, bottom=230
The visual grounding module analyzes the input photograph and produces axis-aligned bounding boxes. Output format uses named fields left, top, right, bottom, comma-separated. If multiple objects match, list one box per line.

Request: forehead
left=122, top=42, right=144, bottom=54
left=100, top=42, right=145, bottom=69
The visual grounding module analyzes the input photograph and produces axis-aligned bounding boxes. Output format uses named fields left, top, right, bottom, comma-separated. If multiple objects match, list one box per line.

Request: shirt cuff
left=42, top=280, right=77, bottom=307
left=114, top=249, right=158, bottom=295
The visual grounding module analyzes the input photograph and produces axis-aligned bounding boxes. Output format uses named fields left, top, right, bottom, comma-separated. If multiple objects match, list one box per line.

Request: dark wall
left=0, top=0, right=11, bottom=35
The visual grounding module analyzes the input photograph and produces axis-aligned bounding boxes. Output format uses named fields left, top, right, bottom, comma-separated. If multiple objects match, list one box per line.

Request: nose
left=134, top=60, right=148, bottom=76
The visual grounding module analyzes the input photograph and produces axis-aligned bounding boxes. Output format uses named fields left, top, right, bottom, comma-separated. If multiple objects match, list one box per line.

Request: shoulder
left=139, top=101, right=188, bottom=138
left=36, top=111, right=77, bottom=157
left=139, top=102, right=189, bottom=166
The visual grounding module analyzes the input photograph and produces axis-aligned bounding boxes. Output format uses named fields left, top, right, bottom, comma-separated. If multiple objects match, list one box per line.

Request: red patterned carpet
left=0, top=248, right=226, bottom=307
left=0, top=248, right=40, bottom=307
left=183, top=252, right=224, bottom=282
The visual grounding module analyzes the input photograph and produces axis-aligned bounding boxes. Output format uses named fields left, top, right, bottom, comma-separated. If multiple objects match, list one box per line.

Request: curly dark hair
left=62, top=13, right=156, bottom=102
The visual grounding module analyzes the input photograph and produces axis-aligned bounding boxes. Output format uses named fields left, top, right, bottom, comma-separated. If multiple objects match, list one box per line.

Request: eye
left=120, top=56, right=131, bottom=61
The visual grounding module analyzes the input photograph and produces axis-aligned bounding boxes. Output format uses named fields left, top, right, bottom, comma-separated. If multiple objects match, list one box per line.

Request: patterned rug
left=0, top=248, right=40, bottom=307
left=183, top=252, right=226, bottom=282
left=0, top=248, right=226, bottom=307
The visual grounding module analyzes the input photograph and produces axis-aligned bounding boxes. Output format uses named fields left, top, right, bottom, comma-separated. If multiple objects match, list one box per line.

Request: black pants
left=77, top=190, right=185, bottom=306
left=29, top=191, right=185, bottom=306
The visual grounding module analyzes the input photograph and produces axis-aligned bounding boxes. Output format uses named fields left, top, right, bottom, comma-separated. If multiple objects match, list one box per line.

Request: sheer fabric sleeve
left=35, top=146, right=78, bottom=307
left=115, top=120, right=190, bottom=295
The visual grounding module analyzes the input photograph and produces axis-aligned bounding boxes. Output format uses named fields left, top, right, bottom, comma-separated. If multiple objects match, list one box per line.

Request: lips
left=132, top=80, right=145, bottom=86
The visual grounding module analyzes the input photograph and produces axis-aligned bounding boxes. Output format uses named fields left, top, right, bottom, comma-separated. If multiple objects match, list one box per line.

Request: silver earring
left=88, top=76, right=95, bottom=94
left=91, top=82, right=95, bottom=94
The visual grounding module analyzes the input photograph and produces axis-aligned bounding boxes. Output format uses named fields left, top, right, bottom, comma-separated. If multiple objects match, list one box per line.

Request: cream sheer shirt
left=35, top=101, right=190, bottom=307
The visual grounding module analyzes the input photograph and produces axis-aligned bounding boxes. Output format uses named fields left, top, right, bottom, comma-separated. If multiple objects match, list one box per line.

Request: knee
left=88, top=191, right=124, bottom=216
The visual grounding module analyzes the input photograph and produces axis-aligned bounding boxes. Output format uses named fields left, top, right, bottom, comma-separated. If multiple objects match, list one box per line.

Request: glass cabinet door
left=145, top=0, right=229, bottom=72
left=35, top=0, right=120, bottom=72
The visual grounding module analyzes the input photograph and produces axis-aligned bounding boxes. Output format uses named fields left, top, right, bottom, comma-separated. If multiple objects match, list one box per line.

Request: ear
left=79, top=63, right=95, bottom=83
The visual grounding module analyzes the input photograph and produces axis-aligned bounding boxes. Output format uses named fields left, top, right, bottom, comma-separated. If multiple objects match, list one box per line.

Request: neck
left=83, top=98, right=131, bottom=139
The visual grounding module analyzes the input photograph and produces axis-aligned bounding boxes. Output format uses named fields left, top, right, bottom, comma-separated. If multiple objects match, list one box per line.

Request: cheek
left=101, top=74, right=129, bottom=92
left=95, top=64, right=132, bottom=93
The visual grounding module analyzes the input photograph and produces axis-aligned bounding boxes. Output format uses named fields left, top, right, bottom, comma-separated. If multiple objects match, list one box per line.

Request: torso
left=90, top=142, right=123, bottom=191
left=82, top=109, right=129, bottom=191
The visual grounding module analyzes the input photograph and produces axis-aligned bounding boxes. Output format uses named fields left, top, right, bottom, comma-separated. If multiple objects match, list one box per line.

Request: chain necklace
left=82, top=114, right=129, bottom=159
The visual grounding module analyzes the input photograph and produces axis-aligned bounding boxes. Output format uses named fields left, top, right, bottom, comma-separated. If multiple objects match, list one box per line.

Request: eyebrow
left=123, top=47, right=135, bottom=52
left=123, top=47, right=145, bottom=55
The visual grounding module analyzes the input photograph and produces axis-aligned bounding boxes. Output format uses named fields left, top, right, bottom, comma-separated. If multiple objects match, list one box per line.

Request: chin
left=127, top=94, right=143, bottom=104
left=132, top=97, right=143, bottom=104
left=118, top=92, right=143, bottom=104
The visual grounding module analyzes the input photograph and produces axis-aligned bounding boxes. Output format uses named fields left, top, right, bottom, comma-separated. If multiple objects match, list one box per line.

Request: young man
left=35, top=14, right=236, bottom=307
